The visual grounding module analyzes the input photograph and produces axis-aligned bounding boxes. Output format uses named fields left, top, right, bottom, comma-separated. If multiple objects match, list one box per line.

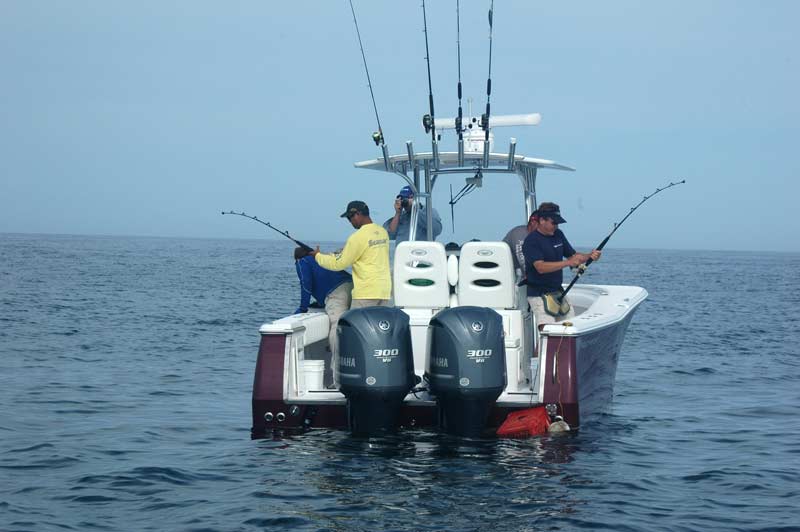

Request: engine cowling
left=337, top=307, right=415, bottom=436
left=426, top=306, right=507, bottom=437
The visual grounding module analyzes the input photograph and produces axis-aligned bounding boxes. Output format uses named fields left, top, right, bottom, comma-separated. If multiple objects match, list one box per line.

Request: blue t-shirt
left=295, top=256, right=352, bottom=313
left=522, top=229, right=576, bottom=296
left=383, top=206, right=443, bottom=243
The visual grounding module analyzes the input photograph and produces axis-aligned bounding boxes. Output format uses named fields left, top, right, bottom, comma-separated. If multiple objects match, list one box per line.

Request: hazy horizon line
left=2, top=231, right=798, bottom=255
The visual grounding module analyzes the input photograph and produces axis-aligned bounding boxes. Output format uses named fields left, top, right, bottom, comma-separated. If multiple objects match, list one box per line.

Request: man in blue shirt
left=383, top=185, right=443, bottom=243
left=294, top=247, right=353, bottom=386
left=522, top=203, right=601, bottom=327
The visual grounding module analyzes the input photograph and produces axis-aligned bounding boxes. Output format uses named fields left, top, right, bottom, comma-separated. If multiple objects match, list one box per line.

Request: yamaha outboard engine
left=337, top=307, right=415, bottom=436
left=426, top=306, right=507, bottom=437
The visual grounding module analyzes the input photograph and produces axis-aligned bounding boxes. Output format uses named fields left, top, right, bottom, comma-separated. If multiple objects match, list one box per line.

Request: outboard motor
left=337, top=307, right=415, bottom=436
left=426, top=306, right=507, bottom=437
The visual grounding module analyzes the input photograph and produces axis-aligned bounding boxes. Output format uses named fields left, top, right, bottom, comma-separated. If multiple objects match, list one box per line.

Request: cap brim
left=541, top=212, right=567, bottom=224
left=340, top=210, right=350, bottom=218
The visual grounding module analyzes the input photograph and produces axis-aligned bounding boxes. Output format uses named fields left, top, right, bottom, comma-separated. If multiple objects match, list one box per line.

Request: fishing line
left=559, top=179, right=686, bottom=301
left=221, top=210, right=313, bottom=251
left=348, top=0, right=386, bottom=147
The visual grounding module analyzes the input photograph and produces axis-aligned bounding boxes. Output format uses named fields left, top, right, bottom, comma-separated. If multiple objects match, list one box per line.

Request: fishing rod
left=480, top=0, right=495, bottom=159
left=421, top=0, right=438, bottom=155
left=559, top=180, right=686, bottom=302
left=221, top=211, right=313, bottom=251
left=455, top=0, right=464, bottom=144
left=348, top=0, right=386, bottom=149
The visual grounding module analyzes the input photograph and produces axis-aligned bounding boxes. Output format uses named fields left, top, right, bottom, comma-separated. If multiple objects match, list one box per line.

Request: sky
left=1, top=1, right=798, bottom=252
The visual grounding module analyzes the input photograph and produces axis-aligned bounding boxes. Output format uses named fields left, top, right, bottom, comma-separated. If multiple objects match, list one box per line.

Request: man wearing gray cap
left=522, top=202, right=601, bottom=327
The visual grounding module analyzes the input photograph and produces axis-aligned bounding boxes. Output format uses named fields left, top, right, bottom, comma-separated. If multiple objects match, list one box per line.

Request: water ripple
left=1, top=236, right=798, bottom=531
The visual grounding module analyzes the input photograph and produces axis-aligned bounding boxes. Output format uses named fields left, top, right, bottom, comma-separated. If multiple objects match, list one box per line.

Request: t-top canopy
left=354, top=151, right=575, bottom=174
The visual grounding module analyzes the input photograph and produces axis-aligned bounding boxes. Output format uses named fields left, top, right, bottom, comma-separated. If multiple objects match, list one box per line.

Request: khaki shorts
left=528, top=296, right=575, bottom=328
left=325, top=281, right=353, bottom=361
left=350, top=298, right=391, bottom=309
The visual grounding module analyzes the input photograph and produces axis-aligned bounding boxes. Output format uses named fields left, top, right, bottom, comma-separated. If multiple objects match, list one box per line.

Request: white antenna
left=434, top=112, right=541, bottom=130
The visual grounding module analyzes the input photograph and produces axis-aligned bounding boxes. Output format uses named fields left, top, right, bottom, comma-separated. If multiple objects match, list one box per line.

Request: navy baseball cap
left=537, top=202, right=567, bottom=224
left=397, top=185, right=414, bottom=198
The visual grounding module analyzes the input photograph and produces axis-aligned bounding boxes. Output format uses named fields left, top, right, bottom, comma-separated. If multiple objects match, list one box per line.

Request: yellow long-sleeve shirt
left=315, top=223, right=391, bottom=300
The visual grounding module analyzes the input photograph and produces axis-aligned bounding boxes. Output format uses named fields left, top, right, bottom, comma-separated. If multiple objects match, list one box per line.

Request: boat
left=250, top=116, right=647, bottom=438
left=250, top=6, right=648, bottom=439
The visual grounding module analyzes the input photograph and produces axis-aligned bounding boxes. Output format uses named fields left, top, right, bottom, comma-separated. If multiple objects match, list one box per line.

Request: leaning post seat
left=457, top=241, right=516, bottom=309
left=393, top=241, right=450, bottom=308
left=392, top=241, right=450, bottom=377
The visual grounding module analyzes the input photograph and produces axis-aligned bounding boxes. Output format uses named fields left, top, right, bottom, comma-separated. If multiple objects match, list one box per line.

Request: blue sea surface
left=1, top=234, right=798, bottom=531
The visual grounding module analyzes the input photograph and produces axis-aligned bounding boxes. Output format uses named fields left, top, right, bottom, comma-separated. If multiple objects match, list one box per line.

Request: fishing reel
left=422, top=114, right=433, bottom=134
left=480, top=112, right=490, bottom=131
left=455, top=115, right=463, bottom=134
left=372, top=131, right=383, bottom=146
left=421, top=114, right=442, bottom=140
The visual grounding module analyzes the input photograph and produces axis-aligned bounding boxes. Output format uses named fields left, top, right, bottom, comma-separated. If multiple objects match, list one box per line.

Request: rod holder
left=482, top=139, right=490, bottom=167
left=458, top=139, right=464, bottom=167
left=406, top=141, right=415, bottom=170
left=507, top=138, right=517, bottom=170
left=381, top=144, right=390, bottom=171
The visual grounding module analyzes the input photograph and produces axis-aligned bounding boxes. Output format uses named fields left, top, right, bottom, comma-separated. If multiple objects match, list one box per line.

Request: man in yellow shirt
left=311, top=200, right=392, bottom=308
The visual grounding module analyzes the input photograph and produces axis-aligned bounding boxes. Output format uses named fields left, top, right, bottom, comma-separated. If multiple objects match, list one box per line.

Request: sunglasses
left=346, top=211, right=358, bottom=220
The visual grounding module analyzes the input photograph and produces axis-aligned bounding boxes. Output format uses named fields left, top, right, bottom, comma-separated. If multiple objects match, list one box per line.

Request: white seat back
left=393, top=241, right=449, bottom=309
left=457, top=241, right=516, bottom=309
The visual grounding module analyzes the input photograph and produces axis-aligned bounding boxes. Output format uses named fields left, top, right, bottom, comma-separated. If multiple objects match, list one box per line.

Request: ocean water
left=1, top=233, right=798, bottom=532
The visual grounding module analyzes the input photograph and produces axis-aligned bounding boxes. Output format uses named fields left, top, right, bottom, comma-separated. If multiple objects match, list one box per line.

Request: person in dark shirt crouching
left=294, top=247, right=353, bottom=386
left=522, top=202, right=601, bottom=328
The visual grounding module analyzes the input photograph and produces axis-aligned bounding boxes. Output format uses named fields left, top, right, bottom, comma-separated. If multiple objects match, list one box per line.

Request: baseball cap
left=537, top=202, right=567, bottom=224
left=340, top=200, right=369, bottom=218
left=397, top=185, right=414, bottom=198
